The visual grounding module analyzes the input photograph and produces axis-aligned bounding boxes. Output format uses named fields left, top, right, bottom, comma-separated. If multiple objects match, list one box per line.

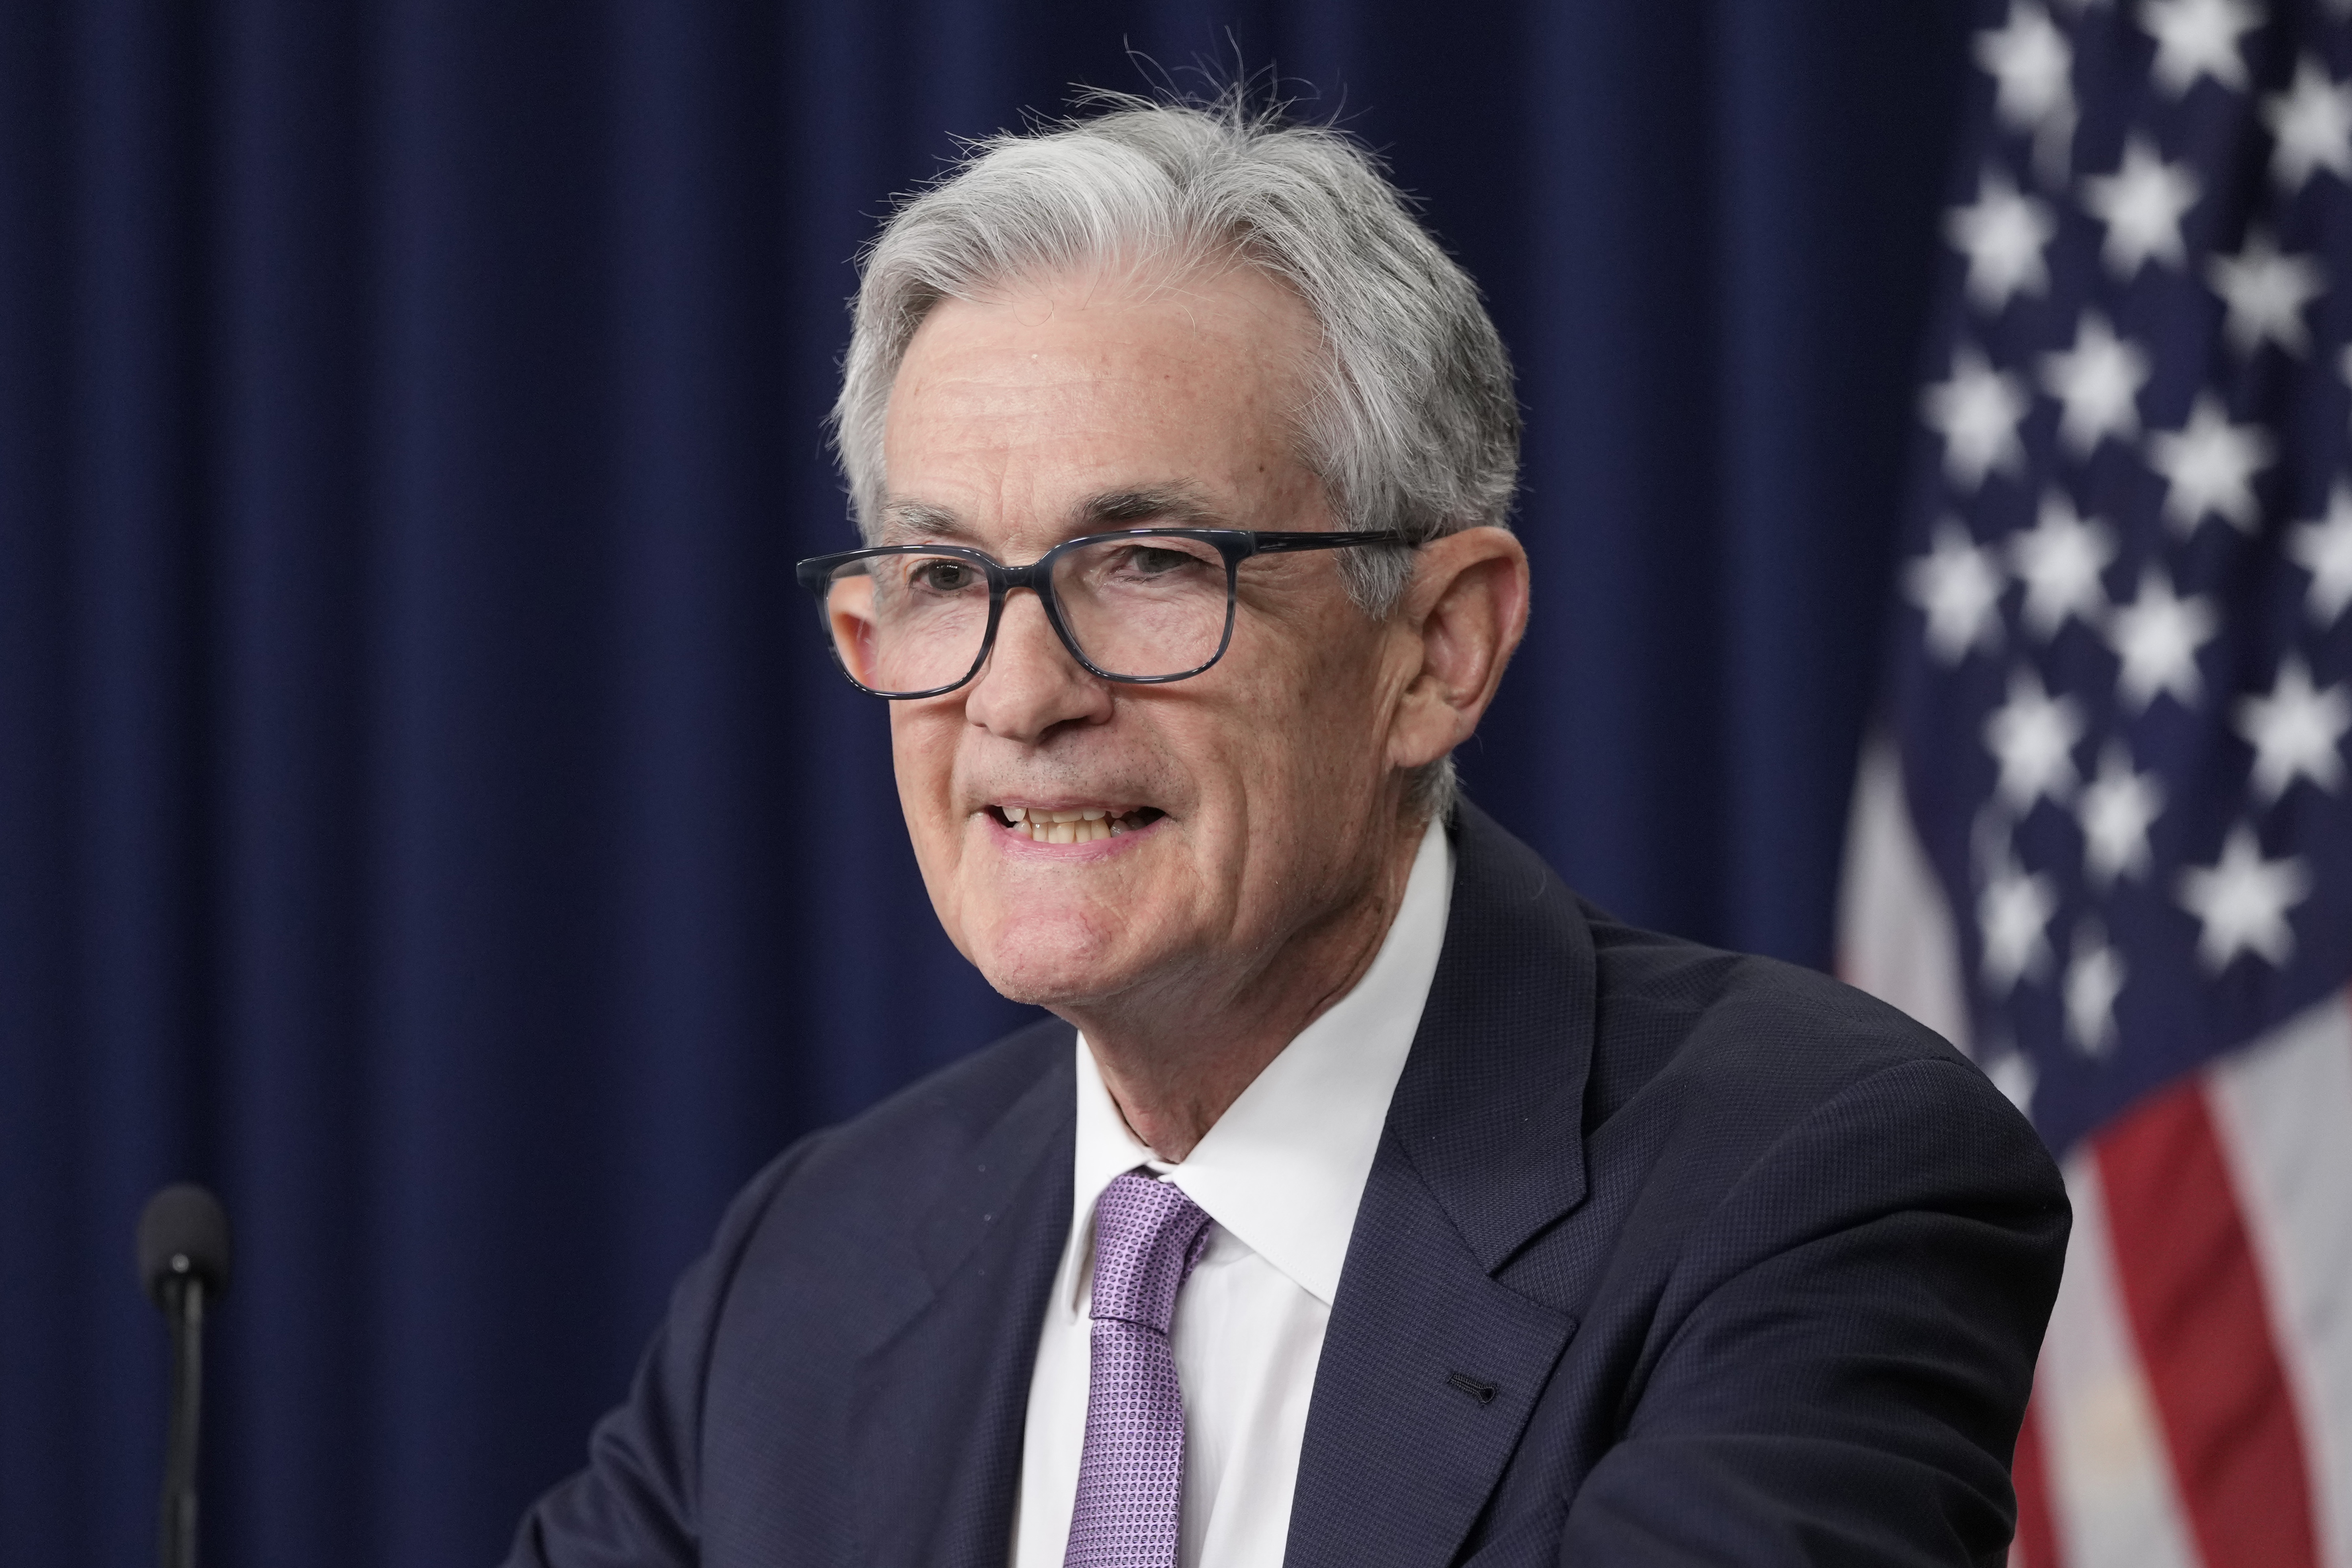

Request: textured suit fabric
left=503, top=802, right=2068, bottom=1568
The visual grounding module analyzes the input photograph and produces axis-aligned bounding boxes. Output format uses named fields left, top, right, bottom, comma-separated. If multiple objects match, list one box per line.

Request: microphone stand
left=157, top=1265, right=206, bottom=1568
left=137, top=1182, right=229, bottom=1568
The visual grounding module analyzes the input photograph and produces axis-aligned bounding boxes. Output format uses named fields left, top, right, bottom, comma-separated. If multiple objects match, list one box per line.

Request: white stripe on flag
left=2208, top=996, right=2352, bottom=1568
left=2037, top=1151, right=2201, bottom=1568
left=1835, top=734, right=1972, bottom=1052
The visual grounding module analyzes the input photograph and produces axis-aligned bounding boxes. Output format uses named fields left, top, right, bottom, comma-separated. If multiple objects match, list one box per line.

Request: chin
left=973, top=957, right=1130, bottom=1011
left=961, top=900, right=1157, bottom=1010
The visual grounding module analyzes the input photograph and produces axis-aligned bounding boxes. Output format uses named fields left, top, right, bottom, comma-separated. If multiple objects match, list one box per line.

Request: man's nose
left=961, top=589, right=1113, bottom=742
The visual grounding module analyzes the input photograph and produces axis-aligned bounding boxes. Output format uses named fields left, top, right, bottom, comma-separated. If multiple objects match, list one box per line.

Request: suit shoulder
left=1580, top=906, right=1979, bottom=1133
left=1504, top=903, right=2062, bottom=1323
left=677, top=1011, right=1073, bottom=1351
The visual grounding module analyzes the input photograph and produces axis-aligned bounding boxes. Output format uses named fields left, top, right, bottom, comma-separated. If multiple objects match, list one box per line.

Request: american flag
left=1837, top=2, right=2352, bottom=1565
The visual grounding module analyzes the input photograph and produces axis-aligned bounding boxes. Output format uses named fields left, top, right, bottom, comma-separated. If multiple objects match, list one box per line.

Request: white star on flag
left=1980, top=853, right=2060, bottom=994
left=1923, top=346, right=2029, bottom=489
left=2208, top=229, right=2325, bottom=357
left=1905, top=519, right=2006, bottom=663
left=2287, top=483, right=2352, bottom=624
left=1978, top=2, right=2073, bottom=127
left=2079, top=741, right=2165, bottom=885
left=1949, top=168, right=2058, bottom=311
left=2082, top=136, right=2201, bottom=277
left=2107, top=565, right=2218, bottom=711
left=1985, top=1049, right=2039, bottom=1116
left=2235, top=654, right=2351, bottom=801
left=2064, top=922, right=2126, bottom=1054
left=1984, top=666, right=2086, bottom=810
left=2147, top=393, right=2275, bottom=534
left=2009, top=493, right=2117, bottom=637
left=1976, top=2, right=2076, bottom=178
left=2039, top=312, right=2150, bottom=455
left=2265, top=55, right=2352, bottom=192
left=2141, top=0, right=2264, bottom=96
left=2177, top=824, right=2312, bottom=970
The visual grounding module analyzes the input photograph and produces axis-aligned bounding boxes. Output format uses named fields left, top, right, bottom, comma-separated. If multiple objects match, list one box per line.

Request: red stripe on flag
left=2096, top=1079, right=2321, bottom=1568
left=2010, top=1394, right=2059, bottom=1568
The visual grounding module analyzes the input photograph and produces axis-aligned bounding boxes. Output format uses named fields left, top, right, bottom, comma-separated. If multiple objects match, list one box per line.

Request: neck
left=1070, top=814, right=1428, bottom=1161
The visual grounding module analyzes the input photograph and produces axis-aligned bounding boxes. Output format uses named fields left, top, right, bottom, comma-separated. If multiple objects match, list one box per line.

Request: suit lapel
left=851, top=1042, right=1076, bottom=1568
left=1286, top=804, right=1598, bottom=1568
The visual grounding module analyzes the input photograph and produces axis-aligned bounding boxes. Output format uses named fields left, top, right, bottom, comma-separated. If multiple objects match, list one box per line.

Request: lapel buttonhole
left=1445, top=1371, right=1499, bottom=1406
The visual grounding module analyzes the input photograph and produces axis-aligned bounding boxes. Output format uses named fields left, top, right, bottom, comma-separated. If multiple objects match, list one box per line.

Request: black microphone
left=137, top=1184, right=231, bottom=1568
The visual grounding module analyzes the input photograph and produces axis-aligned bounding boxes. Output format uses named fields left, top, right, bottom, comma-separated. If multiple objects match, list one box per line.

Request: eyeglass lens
left=820, top=534, right=1233, bottom=695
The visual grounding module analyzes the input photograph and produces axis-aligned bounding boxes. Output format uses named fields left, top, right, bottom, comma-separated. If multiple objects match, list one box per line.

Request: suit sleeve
left=498, top=1135, right=822, bottom=1568
left=1558, top=1057, right=2070, bottom=1568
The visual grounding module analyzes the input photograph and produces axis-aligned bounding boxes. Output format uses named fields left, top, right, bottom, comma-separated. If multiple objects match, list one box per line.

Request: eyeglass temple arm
left=1244, top=529, right=1411, bottom=556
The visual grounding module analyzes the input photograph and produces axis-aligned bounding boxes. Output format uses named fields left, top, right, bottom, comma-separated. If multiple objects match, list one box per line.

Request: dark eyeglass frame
left=794, top=527, right=1410, bottom=699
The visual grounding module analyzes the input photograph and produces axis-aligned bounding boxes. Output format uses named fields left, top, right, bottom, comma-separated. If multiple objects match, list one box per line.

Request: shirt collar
left=1067, top=814, right=1453, bottom=1307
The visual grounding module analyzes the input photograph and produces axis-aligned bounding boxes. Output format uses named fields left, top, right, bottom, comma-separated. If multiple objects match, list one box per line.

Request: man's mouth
left=985, top=804, right=1167, bottom=844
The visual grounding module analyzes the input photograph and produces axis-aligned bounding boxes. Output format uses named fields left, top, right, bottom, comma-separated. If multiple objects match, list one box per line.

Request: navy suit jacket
left=507, top=803, right=2068, bottom=1567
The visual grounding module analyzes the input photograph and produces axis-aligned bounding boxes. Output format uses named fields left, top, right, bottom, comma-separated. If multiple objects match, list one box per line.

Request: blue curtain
left=0, top=4, right=1968, bottom=1563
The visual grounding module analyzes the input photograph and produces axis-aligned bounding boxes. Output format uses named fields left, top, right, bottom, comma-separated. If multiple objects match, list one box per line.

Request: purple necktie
left=1063, top=1171, right=1214, bottom=1568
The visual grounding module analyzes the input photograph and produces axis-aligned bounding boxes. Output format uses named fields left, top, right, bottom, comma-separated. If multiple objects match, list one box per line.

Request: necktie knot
left=1088, top=1172, right=1212, bottom=1335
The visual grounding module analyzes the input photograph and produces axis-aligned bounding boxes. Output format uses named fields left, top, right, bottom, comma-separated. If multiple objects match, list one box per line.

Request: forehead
left=878, top=263, right=1326, bottom=548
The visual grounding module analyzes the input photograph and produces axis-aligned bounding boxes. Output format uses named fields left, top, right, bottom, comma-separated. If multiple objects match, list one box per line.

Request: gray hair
left=832, top=90, right=1520, bottom=818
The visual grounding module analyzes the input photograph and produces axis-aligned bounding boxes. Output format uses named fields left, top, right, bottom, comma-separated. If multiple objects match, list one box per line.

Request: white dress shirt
left=1010, top=815, right=1454, bottom=1568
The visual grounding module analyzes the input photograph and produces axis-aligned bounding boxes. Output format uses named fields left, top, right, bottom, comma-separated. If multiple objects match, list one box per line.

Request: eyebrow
left=878, top=501, right=976, bottom=544
left=878, top=485, right=1233, bottom=547
left=1078, top=486, right=1226, bottom=529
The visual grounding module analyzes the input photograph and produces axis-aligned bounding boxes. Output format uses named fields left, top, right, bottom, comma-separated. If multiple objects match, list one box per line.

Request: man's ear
left=1385, top=526, right=1532, bottom=774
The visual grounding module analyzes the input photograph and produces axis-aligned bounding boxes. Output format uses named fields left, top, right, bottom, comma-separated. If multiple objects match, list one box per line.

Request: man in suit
left=506, top=94, right=2067, bottom=1568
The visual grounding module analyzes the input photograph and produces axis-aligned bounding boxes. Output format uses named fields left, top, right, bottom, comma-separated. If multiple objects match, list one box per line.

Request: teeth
left=995, top=807, right=1138, bottom=843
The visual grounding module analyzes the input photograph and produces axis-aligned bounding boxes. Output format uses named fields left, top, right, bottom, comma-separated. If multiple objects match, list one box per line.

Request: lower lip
left=984, top=813, right=1166, bottom=859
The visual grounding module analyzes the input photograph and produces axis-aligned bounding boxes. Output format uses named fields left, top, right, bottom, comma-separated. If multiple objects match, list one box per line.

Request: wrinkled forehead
left=877, top=266, right=1331, bottom=555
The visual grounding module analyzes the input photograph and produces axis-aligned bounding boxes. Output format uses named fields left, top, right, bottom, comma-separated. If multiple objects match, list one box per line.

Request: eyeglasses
left=794, top=528, right=1409, bottom=699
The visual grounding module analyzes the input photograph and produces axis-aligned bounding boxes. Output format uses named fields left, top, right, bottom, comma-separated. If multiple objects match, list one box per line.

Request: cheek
left=888, top=707, right=966, bottom=845
left=1196, top=637, right=1393, bottom=849
left=1255, top=624, right=1393, bottom=764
